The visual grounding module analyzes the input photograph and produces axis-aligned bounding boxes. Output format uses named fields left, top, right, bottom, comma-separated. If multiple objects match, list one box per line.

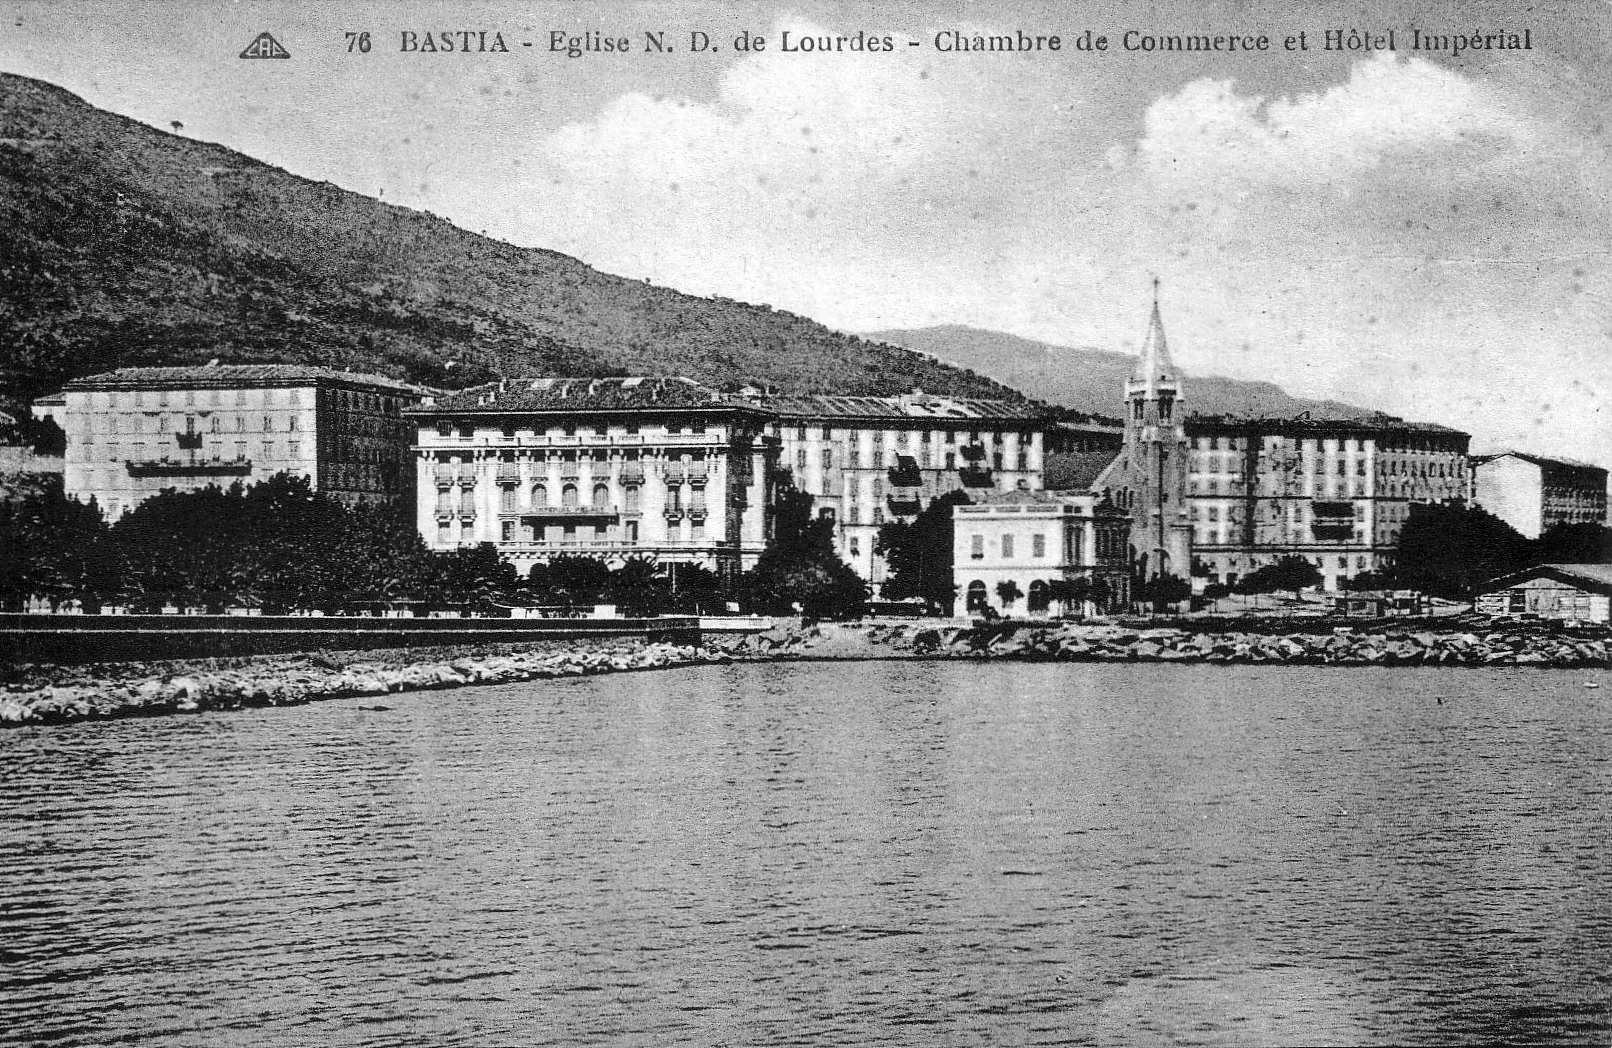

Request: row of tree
left=0, top=473, right=869, bottom=617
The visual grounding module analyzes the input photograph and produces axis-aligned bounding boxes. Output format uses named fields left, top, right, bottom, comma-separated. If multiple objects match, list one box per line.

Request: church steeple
left=1128, top=278, right=1181, bottom=399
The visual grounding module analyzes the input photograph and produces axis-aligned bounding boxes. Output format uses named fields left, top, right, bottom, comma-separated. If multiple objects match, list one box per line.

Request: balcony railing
left=126, top=457, right=252, bottom=477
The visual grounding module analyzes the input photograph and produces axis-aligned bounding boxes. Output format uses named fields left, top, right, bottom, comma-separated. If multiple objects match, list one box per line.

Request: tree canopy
left=739, top=475, right=867, bottom=619
left=875, top=489, right=972, bottom=613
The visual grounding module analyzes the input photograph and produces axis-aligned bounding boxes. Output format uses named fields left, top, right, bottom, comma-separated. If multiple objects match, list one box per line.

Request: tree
left=608, top=557, right=671, bottom=617
left=536, top=555, right=612, bottom=606
left=995, top=579, right=1024, bottom=612
left=666, top=562, right=723, bottom=614
left=430, top=543, right=520, bottom=606
left=1047, top=575, right=1109, bottom=618
left=1238, top=555, right=1323, bottom=600
left=1534, top=522, right=1612, bottom=564
left=875, top=489, right=971, bottom=614
left=740, top=476, right=867, bottom=619
left=1134, top=572, right=1191, bottom=613
left=1395, top=502, right=1531, bottom=597
left=0, top=479, right=120, bottom=610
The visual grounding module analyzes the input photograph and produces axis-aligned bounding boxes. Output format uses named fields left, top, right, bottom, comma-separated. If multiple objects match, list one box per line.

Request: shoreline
left=4, top=619, right=1608, bottom=728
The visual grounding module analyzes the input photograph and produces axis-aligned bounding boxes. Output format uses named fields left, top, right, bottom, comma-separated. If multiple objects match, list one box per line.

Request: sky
left=2, top=0, right=1609, bottom=464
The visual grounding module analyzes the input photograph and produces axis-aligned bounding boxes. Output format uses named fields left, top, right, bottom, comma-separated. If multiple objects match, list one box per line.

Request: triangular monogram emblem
left=239, top=32, right=290, bottom=59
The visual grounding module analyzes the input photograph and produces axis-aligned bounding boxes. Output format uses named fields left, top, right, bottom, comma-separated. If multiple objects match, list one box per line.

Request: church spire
left=1131, top=277, right=1177, bottom=391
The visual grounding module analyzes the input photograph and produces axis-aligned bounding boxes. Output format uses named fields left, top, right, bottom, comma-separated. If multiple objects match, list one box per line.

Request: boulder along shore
left=0, top=635, right=808, bottom=728
left=3, top=619, right=1607, bottom=728
left=849, top=620, right=1612, bottom=667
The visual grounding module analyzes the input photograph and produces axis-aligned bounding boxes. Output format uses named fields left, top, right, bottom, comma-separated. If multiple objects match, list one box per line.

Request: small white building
left=952, top=489, right=1131, bottom=617
left=1475, top=563, right=1612, bottom=623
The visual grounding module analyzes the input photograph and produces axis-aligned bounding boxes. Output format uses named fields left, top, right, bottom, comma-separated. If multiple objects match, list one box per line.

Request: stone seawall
left=5, top=619, right=1605, bottom=729
left=847, top=621, right=1612, bottom=667
left=0, top=638, right=763, bottom=727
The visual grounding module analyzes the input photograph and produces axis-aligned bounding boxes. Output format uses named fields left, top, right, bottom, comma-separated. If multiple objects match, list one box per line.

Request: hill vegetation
left=0, top=73, right=1020, bottom=414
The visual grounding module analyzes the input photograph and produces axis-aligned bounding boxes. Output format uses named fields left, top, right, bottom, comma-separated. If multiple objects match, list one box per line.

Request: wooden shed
left=1475, top=564, right=1612, bottom=623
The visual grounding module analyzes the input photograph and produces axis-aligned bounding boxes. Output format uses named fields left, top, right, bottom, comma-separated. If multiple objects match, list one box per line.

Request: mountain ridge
left=867, top=325, right=1377, bottom=422
left=0, top=73, right=1021, bottom=412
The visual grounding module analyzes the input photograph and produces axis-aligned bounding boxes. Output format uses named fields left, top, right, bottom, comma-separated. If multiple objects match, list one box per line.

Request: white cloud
left=480, top=41, right=1611, bottom=463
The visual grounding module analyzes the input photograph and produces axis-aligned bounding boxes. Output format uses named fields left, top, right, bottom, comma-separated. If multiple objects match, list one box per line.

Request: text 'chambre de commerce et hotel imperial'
left=405, top=376, right=1054, bottom=585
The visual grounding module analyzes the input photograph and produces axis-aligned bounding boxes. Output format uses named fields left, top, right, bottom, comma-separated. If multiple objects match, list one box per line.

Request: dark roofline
left=63, top=365, right=428, bottom=396
left=761, top=395, right=1051, bottom=425
left=1478, top=563, right=1612, bottom=595
left=1186, top=413, right=1469, bottom=441
left=1472, top=450, right=1607, bottom=476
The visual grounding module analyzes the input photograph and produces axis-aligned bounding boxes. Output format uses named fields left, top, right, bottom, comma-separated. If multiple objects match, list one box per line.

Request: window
left=437, top=420, right=453, bottom=438
left=822, top=448, right=833, bottom=470
left=437, top=522, right=451, bottom=544
left=532, top=483, right=548, bottom=508
left=562, top=484, right=579, bottom=508
left=500, top=487, right=517, bottom=513
left=593, top=483, right=610, bottom=508
left=1002, top=534, right=1014, bottom=558
left=501, top=521, right=515, bottom=541
left=623, top=486, right=640, bottom=513
left=971, top=534, right=984, bottom=560
left=1032, top=534, right=1046, bottom=558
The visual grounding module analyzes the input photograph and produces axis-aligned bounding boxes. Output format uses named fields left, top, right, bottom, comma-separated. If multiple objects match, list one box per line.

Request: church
left=1093, top=287, right=1194, bottom=582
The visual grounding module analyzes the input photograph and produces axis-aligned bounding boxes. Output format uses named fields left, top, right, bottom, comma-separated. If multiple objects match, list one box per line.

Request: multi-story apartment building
left=407, top=377, right=778, bottom=581
left=952, top=489, right=1132, bottom=616
left=754, top=391, right=1053, bottom=587
left=1182, top=415, right=1472, bottom=591
left=1471, top=451, right=1608, bottom=539
left=41, top=364, right=425, bottom=517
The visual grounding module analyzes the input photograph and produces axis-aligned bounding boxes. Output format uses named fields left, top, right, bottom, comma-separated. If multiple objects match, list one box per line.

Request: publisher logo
left=239, top=32, right=290, bottom=59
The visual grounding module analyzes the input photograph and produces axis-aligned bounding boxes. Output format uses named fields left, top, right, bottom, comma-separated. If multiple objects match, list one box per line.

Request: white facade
left=762, top=392, right=1049, bottom=588
left=1472, top=452, right=1608, bottom=539
left=952, top=490, right=1131, bottom=617
left=42, top=365, right=422, bottom=519
left=410, top=378, right=777, bottom=581
left=1181, top=421, right=1472, bottom=592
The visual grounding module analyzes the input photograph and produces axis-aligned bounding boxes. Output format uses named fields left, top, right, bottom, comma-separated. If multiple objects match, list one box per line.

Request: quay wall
left=0, top=613, right=701, bottom=663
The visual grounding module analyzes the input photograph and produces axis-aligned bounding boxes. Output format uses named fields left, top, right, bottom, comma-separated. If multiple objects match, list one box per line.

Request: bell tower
left=1120, top=281, right=1192, bottom=579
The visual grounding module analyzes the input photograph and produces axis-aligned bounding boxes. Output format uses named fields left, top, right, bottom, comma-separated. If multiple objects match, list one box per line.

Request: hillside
left=869, top=325, right=1373, bottom=421
left=0, top=73, right=1021, bottom=411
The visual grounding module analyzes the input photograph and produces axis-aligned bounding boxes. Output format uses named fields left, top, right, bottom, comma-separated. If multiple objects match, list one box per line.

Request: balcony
left=619, top=465, right=646, bottom=484
left=888, top=455, right=922, bottom=488
left=126, top=456, right=252, bottom=477
left=958, top=466, right=994, bottom=488
left=887, top=496, right=923, bottom=517
left=495, top=464, right=520, bottom=484
left=664, top=506, right=685, bottom=521
left=960, top=442, right=987, bottom=462
left=687, top=466, right=710, bottom=486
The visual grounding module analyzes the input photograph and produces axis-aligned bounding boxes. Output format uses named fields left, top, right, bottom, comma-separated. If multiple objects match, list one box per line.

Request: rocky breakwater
left=856, top=621, right=1612, bottom=668
left=0, top=640, right=740, bottom=728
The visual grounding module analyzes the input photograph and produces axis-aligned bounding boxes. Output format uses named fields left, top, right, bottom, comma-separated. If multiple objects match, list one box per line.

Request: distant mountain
left=868, top=325, right=1374, bottom=422
left=0, top=74, right=1023, bottom=412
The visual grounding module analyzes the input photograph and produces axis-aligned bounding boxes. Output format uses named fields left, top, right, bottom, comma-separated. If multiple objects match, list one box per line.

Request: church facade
left=1093, top=293, right=1193, bottom=581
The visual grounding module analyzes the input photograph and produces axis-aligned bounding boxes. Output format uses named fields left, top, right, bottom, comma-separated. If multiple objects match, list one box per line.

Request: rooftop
left=760, top=391, right=1047, bottom=423
left=1187, top=412, right=1468, bottom=438
left=412, top=376, right=762, bottom=414
left=1472, top=450, right=1608, bottom=475
left=63, top=364, right=427, bottom=395
left=1043, top=450, right=1121, bottom=493
left=1481, top=562, right=1612, bottom=593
